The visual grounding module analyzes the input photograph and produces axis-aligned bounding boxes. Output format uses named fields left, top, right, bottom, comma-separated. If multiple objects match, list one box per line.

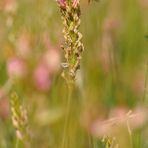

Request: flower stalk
left=57, top=0, right=84, bottom=84
left=10, top=92, right=29, bottom=147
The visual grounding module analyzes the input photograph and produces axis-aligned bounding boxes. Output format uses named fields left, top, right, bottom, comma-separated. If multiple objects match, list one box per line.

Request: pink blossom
left=33, top=63, right=51, bottom=91
left=7, top=57, right=27, bottom=78
left=91, top=119, right=113, bottom=137
left=42, top=33, right=61, bottom=74
left=43, top=49, right=61, bottom=74
left=91, top=106, right=148, bottom=138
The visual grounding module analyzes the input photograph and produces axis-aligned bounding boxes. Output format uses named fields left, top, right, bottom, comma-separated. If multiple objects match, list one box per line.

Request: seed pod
left=57, top=0, right=84, bottom=83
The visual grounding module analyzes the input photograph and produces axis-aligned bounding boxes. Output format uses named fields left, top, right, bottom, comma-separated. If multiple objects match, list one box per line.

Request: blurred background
left=0, top=0, right=148, bottom=147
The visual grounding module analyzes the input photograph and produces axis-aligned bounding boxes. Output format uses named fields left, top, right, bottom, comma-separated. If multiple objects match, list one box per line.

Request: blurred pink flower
left=109, top=107, right=129, bottom=123
left=91, top=119, right=113, bottom=138
left=4, top=0, right=17, bottom=13
left=7, top=57, right=27, bottom=78
left=130, top=107, right=147, bottom=129
left=42, top=33, right=61, bottom=74
left=33, top=63, right=51, bottom=91
left=43, top=49, right=61, bottom=74
left=91, top=106, right=148, bottom=138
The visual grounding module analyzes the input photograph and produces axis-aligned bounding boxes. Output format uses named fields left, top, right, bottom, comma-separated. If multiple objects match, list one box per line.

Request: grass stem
left=61, top=81, right=73, bottom=148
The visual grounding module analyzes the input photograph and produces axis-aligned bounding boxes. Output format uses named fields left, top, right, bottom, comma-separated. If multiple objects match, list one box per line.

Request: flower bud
left=57, top=0, right=66, bottom=8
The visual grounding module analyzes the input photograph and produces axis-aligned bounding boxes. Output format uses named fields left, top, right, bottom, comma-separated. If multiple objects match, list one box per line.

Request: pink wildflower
left=33, top=63, right=51, bottom=91
left=7, top=57, right=27, bottom=78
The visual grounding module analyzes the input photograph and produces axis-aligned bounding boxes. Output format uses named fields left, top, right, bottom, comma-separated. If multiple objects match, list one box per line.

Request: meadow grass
left=0, top=0, right=148, bottom=148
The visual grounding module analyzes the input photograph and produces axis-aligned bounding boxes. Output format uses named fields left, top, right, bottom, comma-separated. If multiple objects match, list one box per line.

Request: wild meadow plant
left=0, top=0, right=148, bottom=148
left=57, top=0, right=84, bottom=84
left=10, top=92, right=29, bottom=148
left=57, top=0, right=84, bottom=147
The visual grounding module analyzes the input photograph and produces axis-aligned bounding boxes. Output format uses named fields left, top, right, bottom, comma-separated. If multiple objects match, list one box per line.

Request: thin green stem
left=61, top=81, right=73, bottom=148
left=15, top=138, right=20, bottom=148
left=138, top=61, right=148, bottom=147
left=129, top=131, right=133, bottom=148
left=138, top=61, right=148, bottom=148
left=143, top=62, right=148, bottom=103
